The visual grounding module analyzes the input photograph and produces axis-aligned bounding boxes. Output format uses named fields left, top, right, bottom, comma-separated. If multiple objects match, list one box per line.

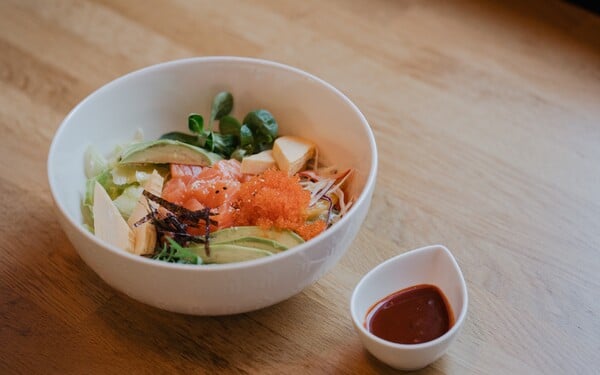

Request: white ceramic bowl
left=350, top=245, right=468, bottom=370
left=47, top=57, right=377, bottom=315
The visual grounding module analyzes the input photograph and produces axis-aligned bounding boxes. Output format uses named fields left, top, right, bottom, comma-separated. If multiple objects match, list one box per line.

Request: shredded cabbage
left=113, top=185, right=144, bottom=220
left=299, top=168, right=354, bottom=226
left=81, top=129, right=150, bottom=229
left=111, top=164, right=160, bottom=186
left=84, top=146, right=108, bottom=179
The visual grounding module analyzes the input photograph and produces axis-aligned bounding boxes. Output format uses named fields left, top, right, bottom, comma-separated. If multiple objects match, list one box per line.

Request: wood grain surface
left=1, top=0, right=599, bottom=373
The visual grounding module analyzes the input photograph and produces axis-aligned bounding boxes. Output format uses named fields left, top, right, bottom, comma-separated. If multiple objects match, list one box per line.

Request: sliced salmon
left=162, top=160, right=243, bottom=232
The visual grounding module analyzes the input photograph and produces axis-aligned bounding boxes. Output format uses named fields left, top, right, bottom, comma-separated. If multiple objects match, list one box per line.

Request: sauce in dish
left=364, top=284, right=454, bottom=345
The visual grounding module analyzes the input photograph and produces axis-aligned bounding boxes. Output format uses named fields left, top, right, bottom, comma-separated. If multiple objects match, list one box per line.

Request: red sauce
left=364, top=284, right=454, bottom=345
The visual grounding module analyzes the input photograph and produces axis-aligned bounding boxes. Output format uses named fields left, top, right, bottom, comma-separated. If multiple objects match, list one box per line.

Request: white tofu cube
left=241, top=150, right=277, bottom=175
left=127, top=170, right=164, bottom=255
left=272, top=136, right=316, bottom=175
left=93, top=181, right=134, bottom=252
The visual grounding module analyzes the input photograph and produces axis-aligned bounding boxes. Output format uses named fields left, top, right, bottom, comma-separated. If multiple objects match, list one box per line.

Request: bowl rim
left=349, top=244, right=469, bottom=350
left=47, top=56, right=378, bottom=271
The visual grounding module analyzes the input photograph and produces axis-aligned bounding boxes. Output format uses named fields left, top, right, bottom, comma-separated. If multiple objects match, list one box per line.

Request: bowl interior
left=49, top=57, right=376, bottom=231
left=351, top=245, right=468, bottom=342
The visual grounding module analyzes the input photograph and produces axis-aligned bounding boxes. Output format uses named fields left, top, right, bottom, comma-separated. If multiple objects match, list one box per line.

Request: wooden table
left=1, top=0, right=599, bottom=373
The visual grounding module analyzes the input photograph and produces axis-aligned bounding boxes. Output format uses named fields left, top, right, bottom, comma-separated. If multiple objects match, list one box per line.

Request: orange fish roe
left=233, top=169, right=326, bottom=240
left=295, top=220, right=327, bottom=241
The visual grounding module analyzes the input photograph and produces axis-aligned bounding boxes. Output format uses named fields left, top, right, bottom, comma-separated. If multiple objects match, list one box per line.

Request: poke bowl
left=47, top=57, right=377, bottom=315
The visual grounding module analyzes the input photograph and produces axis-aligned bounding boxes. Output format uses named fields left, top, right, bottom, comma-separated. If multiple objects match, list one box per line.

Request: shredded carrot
left=233, top=169, right=326, bottom=240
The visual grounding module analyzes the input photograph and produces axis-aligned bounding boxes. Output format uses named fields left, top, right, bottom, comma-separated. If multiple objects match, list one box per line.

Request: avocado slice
left=119, top=139, right=222, bottom=166
left=215, top=236, right=288, bottom=253
left=189, top=244, right=273, bottom=264
left=210, top=226, right=304, bottom=249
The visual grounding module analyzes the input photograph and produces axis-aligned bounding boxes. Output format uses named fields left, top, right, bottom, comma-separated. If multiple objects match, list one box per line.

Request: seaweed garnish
left=135, top=190, right=216, bottom=262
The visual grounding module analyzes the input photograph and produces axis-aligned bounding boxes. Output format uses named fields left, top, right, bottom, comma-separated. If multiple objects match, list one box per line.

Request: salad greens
left=243, top=109, right=278, bottom=152
left=209, top=91, right=233, bottom=129
left=153, top=237, right=201, bottom=264
left=160, top=91, right=278, bottom=160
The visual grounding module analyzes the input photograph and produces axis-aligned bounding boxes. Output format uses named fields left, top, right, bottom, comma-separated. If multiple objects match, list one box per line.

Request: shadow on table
left=566, top=0, right=600, bottom=14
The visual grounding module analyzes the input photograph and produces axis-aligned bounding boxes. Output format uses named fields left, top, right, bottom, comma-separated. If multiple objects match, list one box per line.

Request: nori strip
left=135, top=190, right=216, bottom=257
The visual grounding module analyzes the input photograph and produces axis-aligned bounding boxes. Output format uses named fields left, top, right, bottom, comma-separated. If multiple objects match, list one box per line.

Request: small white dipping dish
left=350, top=244, right=468, bottom=371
